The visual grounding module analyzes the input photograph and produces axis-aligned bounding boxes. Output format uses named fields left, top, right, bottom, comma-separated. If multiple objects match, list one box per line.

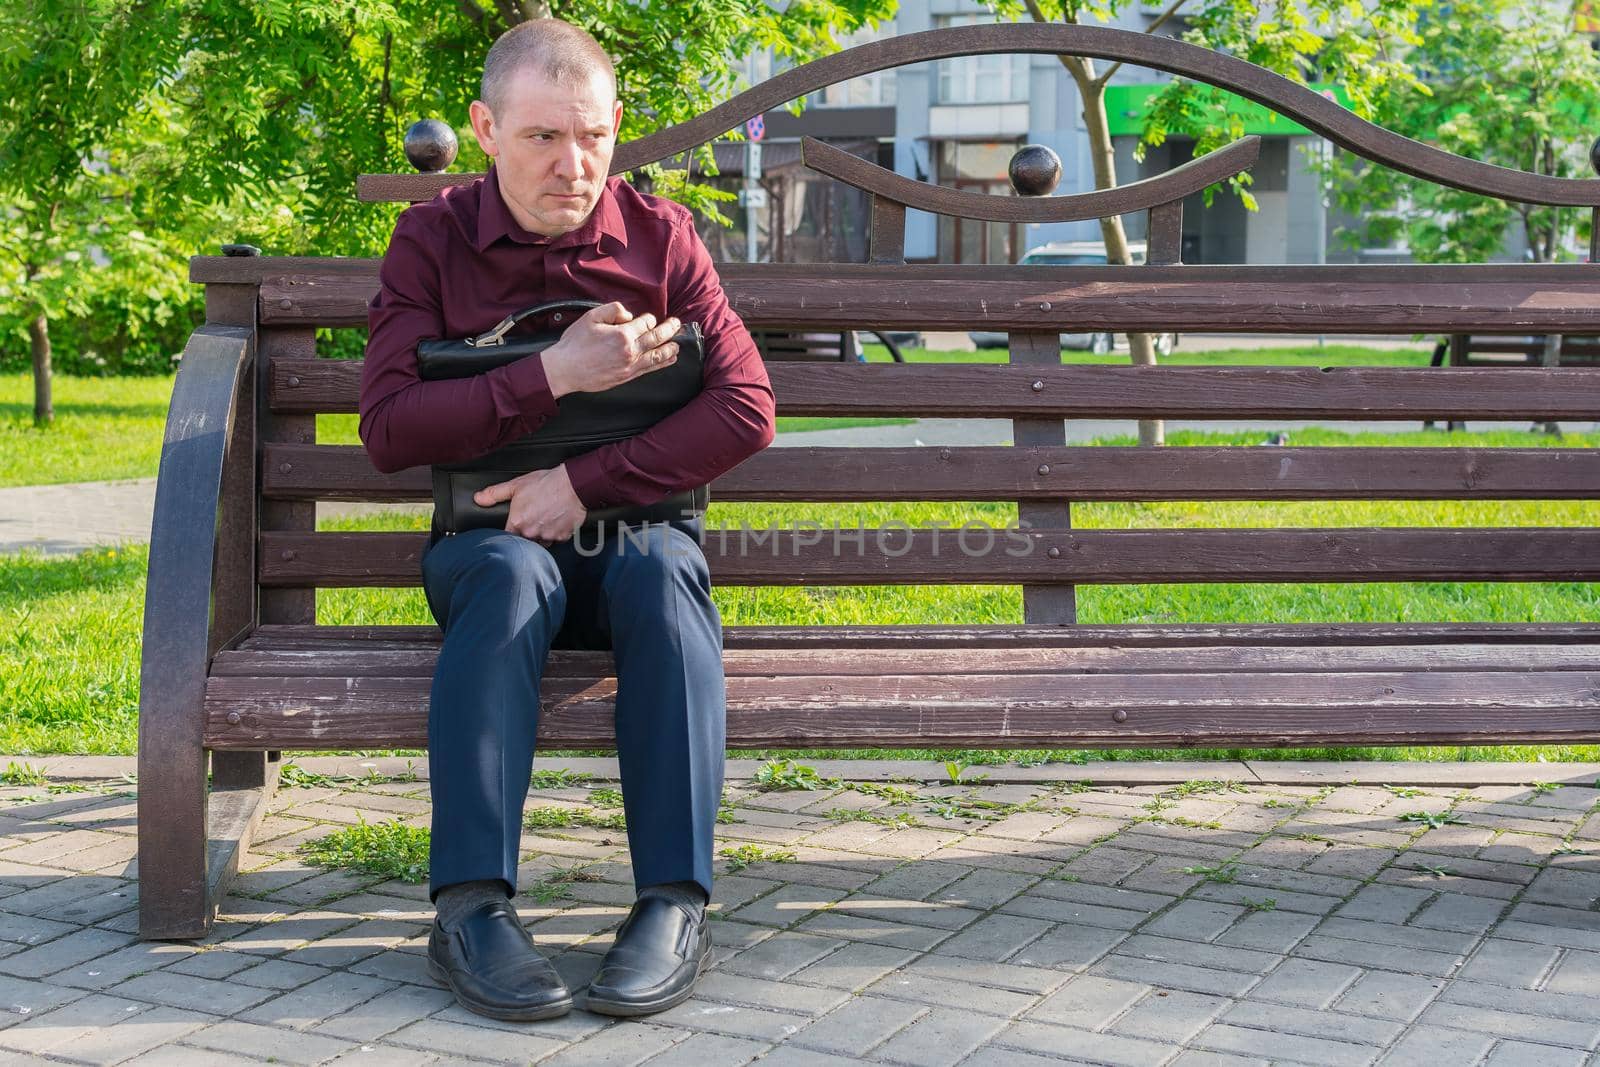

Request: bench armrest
left=139, top=324, right=256, bottom=770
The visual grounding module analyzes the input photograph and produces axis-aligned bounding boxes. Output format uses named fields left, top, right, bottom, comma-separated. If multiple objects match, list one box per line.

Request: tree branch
left=456, top=0, right=486, bottom=32
left=1097, top=0, right=1191, bottom=88
left=1023, top=0, right=1094, bottom=86
left=492, top=0, right=520, bottom=28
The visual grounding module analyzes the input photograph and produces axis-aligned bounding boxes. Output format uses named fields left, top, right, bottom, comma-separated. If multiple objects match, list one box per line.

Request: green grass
left=868, top=341, right=1436, bottom=367
left=0, top=375, right=172, bottom=487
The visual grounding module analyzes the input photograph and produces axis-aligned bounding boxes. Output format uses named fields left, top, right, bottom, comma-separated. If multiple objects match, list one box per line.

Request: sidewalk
left=2, top=756, right=1599, bottom=1064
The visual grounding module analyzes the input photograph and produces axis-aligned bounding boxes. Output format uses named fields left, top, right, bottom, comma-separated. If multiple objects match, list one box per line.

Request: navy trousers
left=418, top=517, right=725, bottom=904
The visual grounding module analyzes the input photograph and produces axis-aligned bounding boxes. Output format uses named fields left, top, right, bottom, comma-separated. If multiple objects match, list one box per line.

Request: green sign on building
left=1103, top=82, right=1352, bottom=138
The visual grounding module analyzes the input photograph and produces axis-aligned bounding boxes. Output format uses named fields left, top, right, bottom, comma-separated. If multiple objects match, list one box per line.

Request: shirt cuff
left=486, top=351, right=561, bottom=427
left=562, top=450, right=615, bottom=511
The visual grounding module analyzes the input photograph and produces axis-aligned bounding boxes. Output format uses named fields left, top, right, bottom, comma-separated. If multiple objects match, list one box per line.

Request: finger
left=618, top=312, right=659, bottom=346
left=589, top=301, right=632, bottom=324
left=623, top=343, right=678, bottom=381
left=645, top=317, right=682, bottom=350
left=473, top=482, right=510, bottom=505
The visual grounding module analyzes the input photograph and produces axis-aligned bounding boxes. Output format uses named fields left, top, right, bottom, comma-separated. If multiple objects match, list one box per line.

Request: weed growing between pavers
left=1162, top=779, right=1252, bottom=799
left=525, top=866, right=605, bottom=905
left=523, top=806, right=628, bottom=832
left=752, top=759, right=840, bottom=791
left=1396, top=810, right=1465, bottom=829
left=1177, top=860, right=1242, bottom=883
left=528, top=768, right=596, bottom=789
left=0, top=760, right=48, bottom=785
left=718, top=843, right=797, bottom=873
left=849, top=781, right=923, bottom=804
left=821, top=807, right=921, bottom=829
left=587, top=787, right=624, bottom=807
left=298, top=814, right=430, bottom=883
left=279, top=760, right=421, bottom=788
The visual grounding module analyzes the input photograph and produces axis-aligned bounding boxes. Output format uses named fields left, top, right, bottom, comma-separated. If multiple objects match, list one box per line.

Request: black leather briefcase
left=416, top=299, right=709, bottom=535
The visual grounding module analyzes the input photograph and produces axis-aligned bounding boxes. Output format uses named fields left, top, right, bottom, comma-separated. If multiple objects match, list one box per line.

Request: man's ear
left=468, top=99, right=498, bottom=159
left=611, top=98, right=622, bottom=137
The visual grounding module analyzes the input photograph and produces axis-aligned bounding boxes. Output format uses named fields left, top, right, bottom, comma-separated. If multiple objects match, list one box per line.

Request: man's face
left=468, top=66, right=623, bottom=238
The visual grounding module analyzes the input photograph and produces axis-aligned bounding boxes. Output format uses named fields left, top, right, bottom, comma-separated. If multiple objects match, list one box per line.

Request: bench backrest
left=169, top=23, right=1600, bottom=667
left=1441, top=334, right=1600, bottom=364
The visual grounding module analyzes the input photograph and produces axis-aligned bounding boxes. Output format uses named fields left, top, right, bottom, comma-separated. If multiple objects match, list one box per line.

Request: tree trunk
left=29, top=312, right=52, bottom=429
left=1064, top=48, right=1165, bottom=447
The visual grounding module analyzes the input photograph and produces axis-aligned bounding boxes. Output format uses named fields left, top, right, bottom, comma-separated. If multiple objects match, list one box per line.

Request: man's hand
left=542, top=301, right=681, bottom=398
left=473, top=463, right=588, bottom=544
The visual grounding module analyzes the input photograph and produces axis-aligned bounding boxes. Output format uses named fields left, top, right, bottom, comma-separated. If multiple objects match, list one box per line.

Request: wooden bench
left=137, top=22, right=1600, bottom=939
left=1430, top=333, right=1600, bottom=368
left=1423, top=334, right=1600, bottom=431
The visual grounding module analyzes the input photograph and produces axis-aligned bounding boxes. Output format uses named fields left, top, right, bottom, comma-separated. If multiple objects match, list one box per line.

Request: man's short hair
left=481, top=18, right=617, bottom=116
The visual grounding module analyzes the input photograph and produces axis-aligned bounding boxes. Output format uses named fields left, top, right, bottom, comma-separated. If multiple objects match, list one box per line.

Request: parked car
left=968, top=240, right=1178, bottom=356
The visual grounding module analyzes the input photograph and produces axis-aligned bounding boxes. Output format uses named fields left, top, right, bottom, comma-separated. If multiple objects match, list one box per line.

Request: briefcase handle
left=467, top=299, right=603, bottom=349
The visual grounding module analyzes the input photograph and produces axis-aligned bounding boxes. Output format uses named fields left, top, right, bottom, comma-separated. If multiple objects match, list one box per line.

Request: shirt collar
left=475, top=163, right=628, bottom=255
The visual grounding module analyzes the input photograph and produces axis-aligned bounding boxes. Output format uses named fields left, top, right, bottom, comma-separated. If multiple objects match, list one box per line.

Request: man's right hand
left=541, top=301, right=681, bottom=399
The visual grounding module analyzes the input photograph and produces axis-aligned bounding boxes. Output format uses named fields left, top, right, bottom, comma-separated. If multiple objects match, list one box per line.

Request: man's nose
left=553, top=138, right=583, bottom=179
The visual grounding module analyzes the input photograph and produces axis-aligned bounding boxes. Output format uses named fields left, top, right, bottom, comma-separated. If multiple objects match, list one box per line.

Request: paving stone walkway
left=4, top=756, right=1600, bottom=1065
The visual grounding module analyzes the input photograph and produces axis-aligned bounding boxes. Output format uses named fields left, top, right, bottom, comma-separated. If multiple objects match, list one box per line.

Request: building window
left=807, top=20, right=898, bottom=107
left=934, top=14, right=1028, bottom=104
left=934, top=139, right=1024, bottom=264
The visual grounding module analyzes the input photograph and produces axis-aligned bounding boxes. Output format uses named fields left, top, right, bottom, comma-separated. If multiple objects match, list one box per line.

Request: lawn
left=886, top=341, right=1437, bottom=367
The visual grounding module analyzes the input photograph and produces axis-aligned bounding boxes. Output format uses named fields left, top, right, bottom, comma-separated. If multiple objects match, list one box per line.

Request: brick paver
left=3, top=758, right=1600, bottom=1064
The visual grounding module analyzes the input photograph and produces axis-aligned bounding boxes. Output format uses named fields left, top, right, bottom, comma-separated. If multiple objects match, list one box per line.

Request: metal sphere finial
left=1009, top=144, right=1062, bottom=197
left=404, top=119, right=459, bottom=173
left=1591, top=135, right=1600, bottom=177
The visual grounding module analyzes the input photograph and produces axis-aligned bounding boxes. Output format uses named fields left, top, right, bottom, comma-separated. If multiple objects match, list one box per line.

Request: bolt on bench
left=139, top=23, right=1600, bottom=938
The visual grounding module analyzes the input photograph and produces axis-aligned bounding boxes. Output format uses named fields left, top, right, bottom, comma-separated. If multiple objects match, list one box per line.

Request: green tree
left=0, top=0, right=894, bottom=425
left=1316, top=0, right=1599, bottom=264
left=978, top=0, right=1429, bottom=445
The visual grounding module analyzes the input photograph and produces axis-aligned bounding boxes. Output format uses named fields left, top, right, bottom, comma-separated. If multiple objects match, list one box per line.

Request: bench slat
left=182, top=258, right=1600, bottom=332
left=265, top=442, right=1600, bottom=502
left=203, top=669, right=1600, bottom=749
left=257, top=527, right=1600, bottom=587
left=271, top=359, right=1600, bottom=419
left=209, top=643, right=1600, bottom=678
left=232, top=621, right=1600, bottom=650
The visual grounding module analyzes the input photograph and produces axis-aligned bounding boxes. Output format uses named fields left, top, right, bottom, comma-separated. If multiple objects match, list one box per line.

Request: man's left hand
left=474, top=464, right=588, bottom=544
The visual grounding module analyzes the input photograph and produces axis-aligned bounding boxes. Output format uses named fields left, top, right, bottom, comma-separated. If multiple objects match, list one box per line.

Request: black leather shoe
left=583, top=893, right=713, bottom=1016
left=427, top=898, right=573, bottom=1021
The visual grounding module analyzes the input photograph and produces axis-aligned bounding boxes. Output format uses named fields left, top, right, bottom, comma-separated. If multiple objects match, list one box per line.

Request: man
left=359, top=17, right=776, bottom=1021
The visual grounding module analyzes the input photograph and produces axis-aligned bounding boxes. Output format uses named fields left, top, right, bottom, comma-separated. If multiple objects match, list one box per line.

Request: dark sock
left=639, top=879, right=708, bottom=916
left=435, top=877, right=511, bottom=931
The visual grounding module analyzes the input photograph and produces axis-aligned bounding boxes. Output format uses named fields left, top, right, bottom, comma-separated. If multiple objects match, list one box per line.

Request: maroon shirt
left=360, top=164, right=776, bottom=512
